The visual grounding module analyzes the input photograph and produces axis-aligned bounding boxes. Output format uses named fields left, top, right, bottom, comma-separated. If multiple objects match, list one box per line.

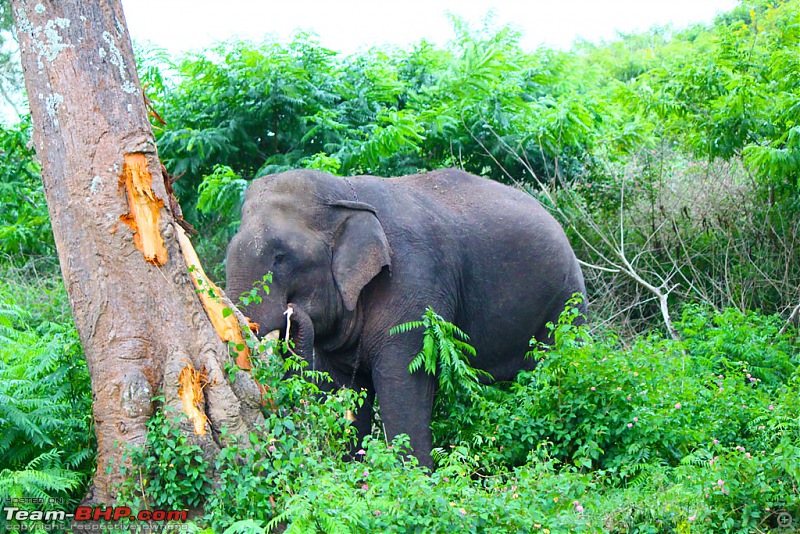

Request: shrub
left=120, top=302, right=799, bottom=532
left=0, top=120, right=53, bottom=260
left=0, top=301, right=95, bottom=531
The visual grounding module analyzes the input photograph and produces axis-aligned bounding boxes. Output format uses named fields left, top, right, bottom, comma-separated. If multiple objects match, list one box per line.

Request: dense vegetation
left=2, top=0, right=800, bottom=531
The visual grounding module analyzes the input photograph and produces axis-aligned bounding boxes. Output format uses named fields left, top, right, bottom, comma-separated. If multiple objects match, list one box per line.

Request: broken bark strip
left=119, top=153, right=168, bottom=265
left=177, top=361, right=210, bottom=436
left=175, top=226, right=278, bottom=415
left=175, top=225, right=255, bottom=371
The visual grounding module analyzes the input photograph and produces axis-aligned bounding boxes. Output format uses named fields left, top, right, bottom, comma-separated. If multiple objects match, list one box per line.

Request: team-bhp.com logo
left=4, top=504, right=187, bottom=523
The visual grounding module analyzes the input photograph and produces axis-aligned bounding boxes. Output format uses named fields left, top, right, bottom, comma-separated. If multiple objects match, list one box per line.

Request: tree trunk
left=12, top=0, right=264, bottom=504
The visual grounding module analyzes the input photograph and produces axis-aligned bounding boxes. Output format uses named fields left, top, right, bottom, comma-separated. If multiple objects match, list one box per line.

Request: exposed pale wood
left=176, top=225, right=277, bottom=411
left=177, top=362, right=210, bottom=436
left=119, top=153, right=168, bottom=265
left=175, top=225, right=255, bottom=371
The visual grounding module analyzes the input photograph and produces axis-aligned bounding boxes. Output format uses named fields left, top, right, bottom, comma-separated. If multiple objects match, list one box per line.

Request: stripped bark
left=118, top=153, right=169, bottom=265
left=12, top=0, right=264, bottom=504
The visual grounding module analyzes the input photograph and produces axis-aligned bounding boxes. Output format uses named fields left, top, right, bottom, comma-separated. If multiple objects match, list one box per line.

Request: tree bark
left=12, top=0, right=264, bottom=504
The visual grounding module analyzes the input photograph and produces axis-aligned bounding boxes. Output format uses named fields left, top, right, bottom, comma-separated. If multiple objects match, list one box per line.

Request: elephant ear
left=328, top=200, right=392, bottom=311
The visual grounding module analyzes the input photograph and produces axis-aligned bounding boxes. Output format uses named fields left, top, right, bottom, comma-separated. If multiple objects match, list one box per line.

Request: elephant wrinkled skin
left=225, top=168, right=586, bottom=468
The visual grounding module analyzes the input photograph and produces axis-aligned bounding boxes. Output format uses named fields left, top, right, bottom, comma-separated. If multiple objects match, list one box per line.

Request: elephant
left=225, top=168, right=586, bottom=468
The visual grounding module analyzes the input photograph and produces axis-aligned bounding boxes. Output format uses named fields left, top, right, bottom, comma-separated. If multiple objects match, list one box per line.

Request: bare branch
left=779, top=298, right=800, bottom=336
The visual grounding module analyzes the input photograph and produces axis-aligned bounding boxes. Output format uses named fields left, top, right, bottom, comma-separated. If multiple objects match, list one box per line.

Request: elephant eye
left=274, top=252, right=286, bottom=265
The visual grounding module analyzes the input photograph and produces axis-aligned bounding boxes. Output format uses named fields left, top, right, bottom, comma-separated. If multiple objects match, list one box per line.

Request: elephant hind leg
left=349, top=373, right=376, bottom=455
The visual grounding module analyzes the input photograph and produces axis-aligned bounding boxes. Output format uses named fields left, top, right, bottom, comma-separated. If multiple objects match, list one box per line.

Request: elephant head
left=225, top=170, right=392, bottom=356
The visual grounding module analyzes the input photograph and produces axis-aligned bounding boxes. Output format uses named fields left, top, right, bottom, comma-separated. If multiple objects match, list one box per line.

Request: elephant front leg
left=287, top=303, right=376, bottom=458
left=371, top=350, right=436, bottom=470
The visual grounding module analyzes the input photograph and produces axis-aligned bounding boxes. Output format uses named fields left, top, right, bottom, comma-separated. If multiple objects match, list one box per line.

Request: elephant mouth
left=262, top=329, right=281, bottom=353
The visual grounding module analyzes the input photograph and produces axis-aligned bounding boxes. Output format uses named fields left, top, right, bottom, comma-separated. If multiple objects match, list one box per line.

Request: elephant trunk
left=287, top=304, right=315, bottom=362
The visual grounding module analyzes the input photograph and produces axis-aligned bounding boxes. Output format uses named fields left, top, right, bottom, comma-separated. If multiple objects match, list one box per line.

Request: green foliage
left=301, top=152, right=341, bottom=174
left=679, top=305, right=797, bottom=389
left=441, top=305, right=800, bottom=531
left=0, top=120, right=52, bottom=259
left=118, top=305, right=800, bottom=533
left=391, top=307, right=491, bottom=403
left=0, top=264, right=91, bottom=533
left=222, top=519, right=268, bottom=534
left=435, top=300, right=799, bottom=472
left=197, top=164, right=249, bottom=217
left=629, top=0, right=800, bottom=196
left=194, top=164, right=250, bottom=280
left=119, top=406, right=213, bottom=510
left=237, top=272, right=273, bottom=308
left=0, top=299, right=94, bottom=524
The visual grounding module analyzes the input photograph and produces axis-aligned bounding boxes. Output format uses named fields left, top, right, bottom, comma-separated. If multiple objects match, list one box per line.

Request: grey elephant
left=225, top=168, right=586, bottom=468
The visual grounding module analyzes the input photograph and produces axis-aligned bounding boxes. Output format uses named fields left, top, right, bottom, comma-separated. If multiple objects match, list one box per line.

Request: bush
left=194, top=165, right=250, bottom=282
left=0, top=300, right=95, bottom=532
left=0, top=120, right=53, bottom=260
left=119, top=304, right=799, bottom=533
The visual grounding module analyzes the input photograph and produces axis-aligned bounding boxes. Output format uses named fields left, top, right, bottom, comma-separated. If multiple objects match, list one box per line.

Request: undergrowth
left=115, top=302, right=800, bottom=533
left=0, top=275, right=95, bottom=533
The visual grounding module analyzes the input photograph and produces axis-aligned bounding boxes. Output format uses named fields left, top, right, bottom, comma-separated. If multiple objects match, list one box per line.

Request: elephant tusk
left=283, top=306, right=294, bottom=344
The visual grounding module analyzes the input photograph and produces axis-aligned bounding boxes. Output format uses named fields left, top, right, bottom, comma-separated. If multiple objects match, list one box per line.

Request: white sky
left=120, top=0, right=740, bottom=55
left=0, top=0, right=740, bottom=124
